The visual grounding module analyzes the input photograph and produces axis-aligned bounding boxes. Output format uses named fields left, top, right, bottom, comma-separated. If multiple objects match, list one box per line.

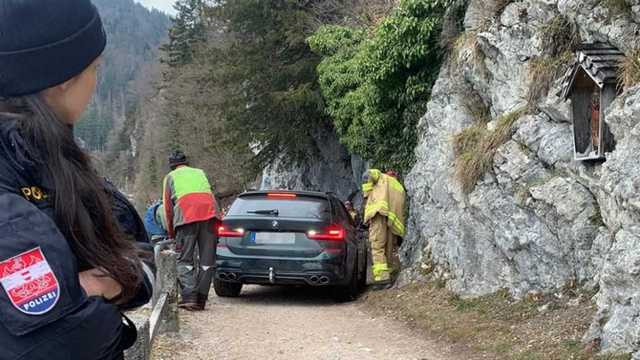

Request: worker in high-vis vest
left=362, top=169, right=406, bottom=283
left=163, top=150, right=219, bottom=311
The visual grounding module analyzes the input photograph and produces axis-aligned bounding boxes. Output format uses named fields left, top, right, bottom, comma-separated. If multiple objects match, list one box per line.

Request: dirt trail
left=152, top=285, right=465, bottom=360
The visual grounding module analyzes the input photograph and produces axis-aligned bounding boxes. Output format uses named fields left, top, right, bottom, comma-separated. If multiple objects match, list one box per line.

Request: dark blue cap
left=0, top=0, right=107, bottom=97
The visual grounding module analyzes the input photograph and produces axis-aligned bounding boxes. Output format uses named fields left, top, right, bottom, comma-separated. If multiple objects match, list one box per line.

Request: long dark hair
left=0, top=94, right=141, bottom=301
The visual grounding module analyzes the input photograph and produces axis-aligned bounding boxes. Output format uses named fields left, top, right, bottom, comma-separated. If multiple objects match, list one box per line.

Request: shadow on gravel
left=215, top=285, right=351, bottom=307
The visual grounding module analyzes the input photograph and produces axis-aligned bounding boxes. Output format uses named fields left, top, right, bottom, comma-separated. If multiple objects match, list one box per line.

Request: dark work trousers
left=175, top=219, right=217, bottom=303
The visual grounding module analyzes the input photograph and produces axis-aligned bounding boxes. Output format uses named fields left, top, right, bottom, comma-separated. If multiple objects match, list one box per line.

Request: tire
left=213, top=278, right=242, bottom=297
left=332, top=254, right=361, bottom=303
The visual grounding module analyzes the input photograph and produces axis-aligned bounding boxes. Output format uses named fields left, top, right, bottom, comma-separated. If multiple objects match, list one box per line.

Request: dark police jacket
left=0, top=118, right=154, bottom=360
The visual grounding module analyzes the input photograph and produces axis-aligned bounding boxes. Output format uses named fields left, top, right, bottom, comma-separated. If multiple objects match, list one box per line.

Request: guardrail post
left=125, top=243, right=180, bottom=360
left=151, top=248, right=179, bottom=337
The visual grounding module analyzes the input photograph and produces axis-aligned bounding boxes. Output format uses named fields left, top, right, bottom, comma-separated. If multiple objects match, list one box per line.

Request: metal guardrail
left=125, top=243, right=179, bottom=360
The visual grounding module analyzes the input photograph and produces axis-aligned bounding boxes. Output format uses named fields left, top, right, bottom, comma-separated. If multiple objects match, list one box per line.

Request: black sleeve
left=119, top=247, right=155, bottom=311
left=104, top=178, right=150, bottom=244
left=103, top=179, right=156, bottom=309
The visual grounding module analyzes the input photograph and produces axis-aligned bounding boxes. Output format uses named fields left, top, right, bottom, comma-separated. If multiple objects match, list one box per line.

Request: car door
left=330, top=198, right=361, bottom=273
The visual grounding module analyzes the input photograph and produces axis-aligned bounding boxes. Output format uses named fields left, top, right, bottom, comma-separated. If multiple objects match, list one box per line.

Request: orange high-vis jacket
left=163, top=165, right=218, bottom=238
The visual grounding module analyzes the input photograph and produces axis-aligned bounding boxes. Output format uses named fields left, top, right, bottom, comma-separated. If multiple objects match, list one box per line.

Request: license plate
left=254, top=232, right=296, bottom=244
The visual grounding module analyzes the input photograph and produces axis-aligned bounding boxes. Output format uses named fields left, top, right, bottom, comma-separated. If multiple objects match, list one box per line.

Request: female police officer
left=0, top=0, right=153, bottom=359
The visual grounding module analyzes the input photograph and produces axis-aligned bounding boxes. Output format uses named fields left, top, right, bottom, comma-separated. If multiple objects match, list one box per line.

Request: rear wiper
left=247, top=209, right=279, bottom=216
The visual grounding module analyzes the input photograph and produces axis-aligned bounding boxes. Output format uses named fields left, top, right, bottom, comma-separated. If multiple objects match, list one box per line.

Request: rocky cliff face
left=260, top=124, right=367, bottom=205
left=401, top=0, right=640, bottom=356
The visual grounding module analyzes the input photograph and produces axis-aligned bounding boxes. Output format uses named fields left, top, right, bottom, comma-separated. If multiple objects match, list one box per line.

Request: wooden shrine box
left=560, top=44, right=624, bottom=161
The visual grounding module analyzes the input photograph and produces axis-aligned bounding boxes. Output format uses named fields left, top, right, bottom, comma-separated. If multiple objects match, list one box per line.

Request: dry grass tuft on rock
left=603, top=0, right=633, bottom=18
left=462, top=83, right=491, bottom=123
left=618, top=49, right=640, bottom=89
left=439, top=0, right=470, bottom=52
left=449, top=31, right=490, bottom=80
left=527, top=15, right=579, bottom=108
left=527, top=52, right=574, bottom=107
left=465, top=0, right=514, bottom=32
left=454, top=108, right=525, bottom=194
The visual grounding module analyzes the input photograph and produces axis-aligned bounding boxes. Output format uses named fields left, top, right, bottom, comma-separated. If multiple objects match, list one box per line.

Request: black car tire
left=358, top=240, right=368, bottom=290
left=332, top=254, right=361, bottom=303
left=214, top=279, right=242, bottom=297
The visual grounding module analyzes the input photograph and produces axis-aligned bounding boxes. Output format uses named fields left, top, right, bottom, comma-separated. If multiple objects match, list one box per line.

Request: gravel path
left=152, top=285, right=463, bottom=360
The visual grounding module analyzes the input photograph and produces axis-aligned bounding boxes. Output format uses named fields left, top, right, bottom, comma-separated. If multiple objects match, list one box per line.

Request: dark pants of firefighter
left=369, top=214, right=398, bottom=280
left=175, top=219, right=217, bottom=303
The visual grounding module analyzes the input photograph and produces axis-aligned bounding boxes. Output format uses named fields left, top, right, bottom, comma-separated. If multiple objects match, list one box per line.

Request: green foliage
left=454, top=108, right=525, bottom=194
left=75, top=0, right=170, bottom=151
left=209, top=0, right=329, bottom=168
left=310, top=0, right=457, bottom=173
left=134, top=0, right=328, bottom=201
left=160, top=0, right=206, bottom=67
left=74, top=105, right=110, bottom=151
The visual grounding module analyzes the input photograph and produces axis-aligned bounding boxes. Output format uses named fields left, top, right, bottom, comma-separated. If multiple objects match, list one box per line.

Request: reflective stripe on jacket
left=363, top=169, right=406, bottom=237
left=163, top=166, right=218, bottom=238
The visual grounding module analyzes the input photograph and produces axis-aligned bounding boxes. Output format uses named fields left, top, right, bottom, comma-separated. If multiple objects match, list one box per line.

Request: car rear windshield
left=227, top=194, right=330, bottom=220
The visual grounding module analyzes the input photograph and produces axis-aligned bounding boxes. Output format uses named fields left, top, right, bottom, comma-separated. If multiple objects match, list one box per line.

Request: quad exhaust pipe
left=308, top=275, right=330, bottom=285
left=221, top=271, right=327, bottom=284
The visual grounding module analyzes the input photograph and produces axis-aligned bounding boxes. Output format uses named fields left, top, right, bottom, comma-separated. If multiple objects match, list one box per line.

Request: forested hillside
left=130, top=0, right=459, bottom=206
left=74, top=0, right=170, bottom=151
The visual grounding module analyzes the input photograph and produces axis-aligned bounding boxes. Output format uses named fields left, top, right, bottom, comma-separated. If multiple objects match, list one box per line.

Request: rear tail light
left=307, top=224, right=345, bottom=241
left=218, top=226, right=245, bottom=238
left=267, top=193, right=297, bottom=199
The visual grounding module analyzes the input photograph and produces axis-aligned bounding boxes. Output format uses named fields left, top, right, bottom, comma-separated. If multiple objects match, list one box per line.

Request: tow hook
left=269, top=267, right=275, bottom=284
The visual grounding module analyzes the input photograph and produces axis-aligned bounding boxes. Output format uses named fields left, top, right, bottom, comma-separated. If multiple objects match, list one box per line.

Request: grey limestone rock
left=402, top=0, right=640, bottom=355
left=261, top=0, right=640, bottom=354
left=260, top=124, right=365, bottom=205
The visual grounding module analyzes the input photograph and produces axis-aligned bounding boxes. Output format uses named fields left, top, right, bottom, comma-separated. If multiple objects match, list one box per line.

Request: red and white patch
left=0, top=247, right=60, bottom=315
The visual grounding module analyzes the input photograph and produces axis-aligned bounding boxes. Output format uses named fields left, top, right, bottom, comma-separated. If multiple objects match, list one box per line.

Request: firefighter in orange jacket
left=163, top=150, right=219, bottom=311
left=362, top=169, right=406, bottom=284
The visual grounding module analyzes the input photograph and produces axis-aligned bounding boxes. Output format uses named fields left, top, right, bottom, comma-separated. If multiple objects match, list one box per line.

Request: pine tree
left=161, top=0, right=206, bottom=67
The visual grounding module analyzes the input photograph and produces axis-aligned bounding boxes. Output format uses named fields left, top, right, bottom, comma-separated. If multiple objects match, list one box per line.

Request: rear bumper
left=216, top=269, right=340, bottom=286
left=215, top=256, right=349, bottom=286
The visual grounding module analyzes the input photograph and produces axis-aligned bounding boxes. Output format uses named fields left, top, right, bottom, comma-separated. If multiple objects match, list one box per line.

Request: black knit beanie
left=0, top=0, right=107, bottom=97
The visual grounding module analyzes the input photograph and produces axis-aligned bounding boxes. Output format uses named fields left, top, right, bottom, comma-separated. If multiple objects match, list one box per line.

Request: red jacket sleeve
left=163, top=175, right=175, bottom=238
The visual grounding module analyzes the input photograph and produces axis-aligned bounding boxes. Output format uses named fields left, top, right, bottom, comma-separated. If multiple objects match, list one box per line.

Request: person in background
left=362, top=169, right=406, bottom=285
left=0, top=0, right=153, bottom=358
left=144, top=200, right=168, bottom=243
left=163, top=150, right=219, bottom=311
left=344, top=200, right=361, bottom=227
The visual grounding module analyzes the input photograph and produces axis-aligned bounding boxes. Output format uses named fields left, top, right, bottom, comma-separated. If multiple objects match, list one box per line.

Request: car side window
left=329, top=199, right=340, bottom=223
left=333, top=199, right=353, bottom=227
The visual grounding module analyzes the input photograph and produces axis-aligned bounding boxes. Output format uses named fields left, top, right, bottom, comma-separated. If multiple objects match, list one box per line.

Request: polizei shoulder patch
left=0, top=247, right=60, bottom=315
